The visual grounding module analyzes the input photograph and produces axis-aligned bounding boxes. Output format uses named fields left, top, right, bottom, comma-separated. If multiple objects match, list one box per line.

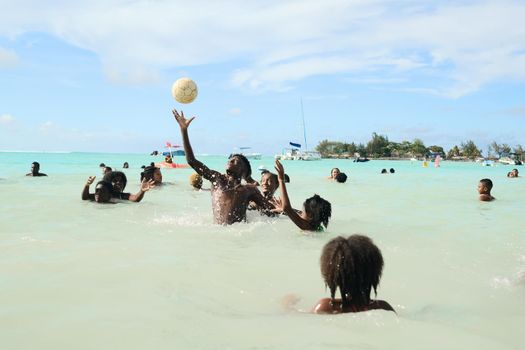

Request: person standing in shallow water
left=26, top=162, right=47, bottom=177
left=312, top=235, right=395, bottom=314
left=478, top=178, right=495, bottom=202
left=173, top=108, right=273, bottom=224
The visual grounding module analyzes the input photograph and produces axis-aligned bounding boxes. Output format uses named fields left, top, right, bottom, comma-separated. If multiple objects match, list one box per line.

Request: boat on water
left=236, top=147, right=261, bottom=160
left=274, top=99, right=321, bottom=161
left=498, top=155, right=522, bottom=165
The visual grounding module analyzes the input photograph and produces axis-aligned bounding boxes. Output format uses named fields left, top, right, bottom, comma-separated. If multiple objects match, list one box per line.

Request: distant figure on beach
left=312, top=235, right=395, bottom=314
left=328, top=168, right=340, bottom=180
left=274, top=159, right=331, bottom=231
left=389, top=168, right=395, bottom=174
left=478, top=178, right=495, bottom=202
left=381, top=169, right=388, bottom=174
left=26, top=162, right=47, bottom=177
left=141, top=163, right=163, bottom=185
left=123, top=162, right=129, bottom=169
left=335, top=172, right=347, bottom=183
left=82, top=175, right=155, bottom=203
left=173, top=108, right=273, bottom=224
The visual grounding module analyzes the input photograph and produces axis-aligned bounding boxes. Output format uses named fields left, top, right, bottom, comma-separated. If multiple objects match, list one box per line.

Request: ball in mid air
left=171, top=77, right=198, bottom=104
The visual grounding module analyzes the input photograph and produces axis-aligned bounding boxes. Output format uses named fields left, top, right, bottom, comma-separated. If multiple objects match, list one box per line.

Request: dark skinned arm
left=172, top=109, right=222, bottom=182
left=275, top=160, right=314, bottom=231
left=128, top=179, right=156, bottom=202
left=82, top=176, right=96, bottom=201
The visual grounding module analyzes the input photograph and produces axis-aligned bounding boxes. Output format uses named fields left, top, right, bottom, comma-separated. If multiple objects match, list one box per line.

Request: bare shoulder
left=479, top=194, right=495, bottom=202
left=312, top=298, right=340, bottom=314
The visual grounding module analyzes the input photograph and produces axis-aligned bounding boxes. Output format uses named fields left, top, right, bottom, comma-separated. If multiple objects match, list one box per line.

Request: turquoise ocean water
left=1, top=152, right=524, bottom=349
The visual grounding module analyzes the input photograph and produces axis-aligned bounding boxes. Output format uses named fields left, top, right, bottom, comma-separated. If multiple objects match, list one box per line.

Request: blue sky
left=1, top=0, right=524, bottom=155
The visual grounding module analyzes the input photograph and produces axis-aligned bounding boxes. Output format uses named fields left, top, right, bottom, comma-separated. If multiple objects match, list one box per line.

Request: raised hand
left=172, top=108, right=195, bottom=130
left=86, top=176, right=96, bottom=186
left=274, top=159, right=285, bottom=181
left=140, top=178, right=156, bottom=192
left=270, top=197, right=284, bottom=213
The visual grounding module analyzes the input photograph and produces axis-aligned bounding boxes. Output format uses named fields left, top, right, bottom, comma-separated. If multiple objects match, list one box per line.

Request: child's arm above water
left=82, top=176, right=96, bottom=201
left=274, top=160, right=314, bottom=231
left=173, top=109, right=222, bottom=182
left=127, top=179, right=156, bottom=202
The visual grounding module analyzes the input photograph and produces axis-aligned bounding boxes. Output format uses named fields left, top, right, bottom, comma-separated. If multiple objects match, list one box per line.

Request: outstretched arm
left=128, top=179, right=156, bottom=202
left=82, top=176, right=96, bottom=200
left=275, top=160, right=313, bottom=230
left=172, top=109, right=222, bottom=182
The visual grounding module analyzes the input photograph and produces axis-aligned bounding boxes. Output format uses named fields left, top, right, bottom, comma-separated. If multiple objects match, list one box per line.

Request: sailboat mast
left=301, top=98, right=307, bottom=151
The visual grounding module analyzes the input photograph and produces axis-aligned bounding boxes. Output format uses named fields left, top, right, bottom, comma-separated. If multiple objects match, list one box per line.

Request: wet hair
left=303, top=194, right=332, bottom=229
left=381, top=169, right=387, bottom=174
left=389, top=168, right=395, bottom=174
left=32, top=161, right=40, bottom=167
left=189, top=173, right=203, bottom=189
left=331, top=168, right=340, bottom=176
left=284, top=174, right=290, bottom=183
left=320, top=235, right=384, bottom=307
left=228, top=153, right=252, bottom=179
left=335, top=172, right=347, bottom=183
left=123, top=162, right=129, bottom=168
left=480, top=178, right=493, bottom=191
left=99, top=163, right=106, bottom=167
left=104, top=166, right=112, bottom=173
left=103, top=171, right=127, bottom=192
left=141, top=163, right=159, bottom=182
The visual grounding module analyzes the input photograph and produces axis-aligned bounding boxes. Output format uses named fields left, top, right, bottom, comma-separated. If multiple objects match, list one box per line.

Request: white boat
left=498, top=156, right=519, bottom=165
left=236, top=147, right=261, bottom=160
left=274, top=99, right=321, bottom=161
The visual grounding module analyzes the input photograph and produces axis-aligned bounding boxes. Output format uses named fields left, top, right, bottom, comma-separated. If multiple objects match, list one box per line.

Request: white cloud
left=0, top=114, right=14, bottom=124
left=229, top=107, right=241, bottom=116
left=0, top=47, right=18, bottom=67
left=0, top=1, right=524, bottom=96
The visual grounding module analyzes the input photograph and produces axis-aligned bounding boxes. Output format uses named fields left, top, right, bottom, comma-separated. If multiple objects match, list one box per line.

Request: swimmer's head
left=261, top=172, right=279, bottom=197
left=389, top=168, right=395, bottom=174
left=284, top=174, right=290, bottom=183
left=335, top=172, right=347, bottom=183
left=227, top=154, right=252, bottom=180
left=141, top=164, right=162, bottom=184
left=303, top=194, right=332, bottom=229
left=189, top=173, right=203, bottom=189
left=512, top=168, right=519, bottom=177
left=103, top=166, right=112, bottom=175
left=31, top=161, right=40, bottom=174
left=103, top=171, right=127, bottom=192
left=320, top=235, right=384, bottom=307
left=331, top=168, right=340, bottom=179
left=123, top=162, right=129, bottom=169
left=381, top=169, right=387, bottom=174
left=94, top=180, right=113, bottom=203
left=99, top=163, right=106, bottom=168
left=478, top=178, right=493, bottom=194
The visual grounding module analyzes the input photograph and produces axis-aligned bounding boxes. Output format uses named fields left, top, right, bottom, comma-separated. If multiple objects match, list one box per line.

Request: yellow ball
left=171, top=77, right=198, bottom=104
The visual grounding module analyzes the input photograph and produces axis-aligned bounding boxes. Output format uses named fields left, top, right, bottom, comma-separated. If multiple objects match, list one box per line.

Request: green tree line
left=315, top=133, right=524, bottom=160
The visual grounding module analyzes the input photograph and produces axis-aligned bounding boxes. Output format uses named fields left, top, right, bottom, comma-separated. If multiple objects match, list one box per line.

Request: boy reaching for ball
left=173, top=109, right=274, bottom=225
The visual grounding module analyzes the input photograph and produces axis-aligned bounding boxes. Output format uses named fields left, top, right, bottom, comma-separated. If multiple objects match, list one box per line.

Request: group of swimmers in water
left=24, top=108, right=520, bottom=314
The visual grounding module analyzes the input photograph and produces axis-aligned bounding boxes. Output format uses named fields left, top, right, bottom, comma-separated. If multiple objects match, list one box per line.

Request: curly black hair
left=103, top=171, right=127, bottom=192
left=320, top=235, right=384, bottom=307
left=303, top=194, right=331, bottom=229
left=140, top=163, right=158, bottom=182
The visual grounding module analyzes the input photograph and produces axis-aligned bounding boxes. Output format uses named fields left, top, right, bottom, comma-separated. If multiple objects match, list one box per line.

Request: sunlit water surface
left=1, top=152, right=524, bottom=349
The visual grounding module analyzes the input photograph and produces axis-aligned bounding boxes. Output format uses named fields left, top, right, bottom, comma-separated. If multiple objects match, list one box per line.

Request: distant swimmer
left=103, top=166, right=112, bottom=175
left=312, top=235, right=395, bottom=314
left=249, top=171, right=280, bottom=215
left=328, top=168, right=340, bottom=180
left=123, top=162, right=129, bottom=169
left=82, top=175, right=155, bottom=203
left=509, top=168, right=519, bottom=178
left=274, top=160, right=331, bottom=231
left=335, top=172, right=347, bottom=183
left=173, top=108, right=273, bottom=224
left=26, top=162, right=47, bottom=177
left=478, top=178, right=495, bottom=202
left=389, top=168, right=395, bottom=174
left=141, top=163, right=163, bottom=185
left=381, top=168, right=388, bottom=174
